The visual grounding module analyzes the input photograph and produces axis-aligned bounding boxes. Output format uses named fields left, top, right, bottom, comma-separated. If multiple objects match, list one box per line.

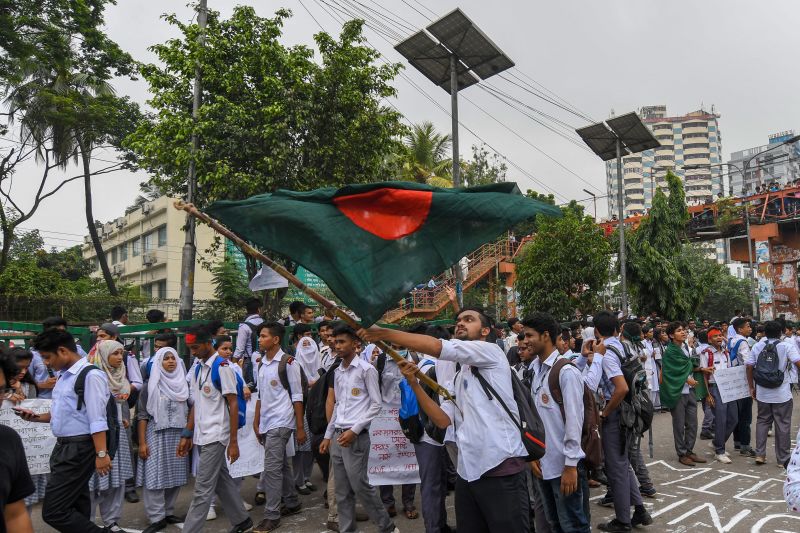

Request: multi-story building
left=81, top=195, right=220, bottom=301
left=728, top=131, right=800, bottom=196
left=606, top=105, right=724, bottom=218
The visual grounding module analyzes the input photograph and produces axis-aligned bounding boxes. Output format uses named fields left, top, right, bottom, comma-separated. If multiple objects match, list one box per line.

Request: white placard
left=713, top=366, right=750, bottom=403
left=367, top=404, right=420, bottom=486
left=227, top=398, right=265, bottom=478
left=249, top=265, right=289, bottom=291
left=0, top=399, right=56, bottom=475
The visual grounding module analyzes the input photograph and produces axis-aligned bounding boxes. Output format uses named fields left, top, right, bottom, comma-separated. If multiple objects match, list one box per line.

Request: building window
left=156, top=280, right=167, bottom=299
left=120, top=242, right=127, bottom=262
left=142, top=283, right=152, bottom=298
left=111, top=247, right=118, bottom=265
left=132, top=238, right=141, bottom=257
left=157, top=226, right=167, bottom=248
left=143, top=233, right=153, bottom=253
left=684, top=121, right=707, bottom=129
left=684, top=153, right=708, bottom=160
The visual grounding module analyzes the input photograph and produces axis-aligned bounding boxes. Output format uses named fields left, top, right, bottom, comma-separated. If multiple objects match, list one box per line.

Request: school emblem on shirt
left=203, top=385, right=211, bottom=394
left=270, top=379, right=279, bottom=387
left=351, top=387, right=361, bottom=397
left=541, top=393, right=549, bottom=405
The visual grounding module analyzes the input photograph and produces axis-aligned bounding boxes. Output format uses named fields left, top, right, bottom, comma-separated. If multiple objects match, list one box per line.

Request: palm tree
left=400, top=121, right=452, bottom=185
left=5, top=64, right=121, bottom=295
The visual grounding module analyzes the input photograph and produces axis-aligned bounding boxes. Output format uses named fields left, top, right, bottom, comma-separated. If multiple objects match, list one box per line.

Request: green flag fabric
left=659, top=343, right=707, bottom=409
left=204, top=181, right=561, bottom=325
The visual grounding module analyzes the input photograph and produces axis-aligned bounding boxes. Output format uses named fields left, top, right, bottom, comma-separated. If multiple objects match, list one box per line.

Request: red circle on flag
left=333, top=188, right=433, bottom=240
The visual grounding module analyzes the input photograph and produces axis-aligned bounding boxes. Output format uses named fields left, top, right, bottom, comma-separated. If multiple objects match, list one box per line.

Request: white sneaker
left=768, top=429, right=773, bottom=437
left=716, top=453, right=732, bottom=464
left=391, top=528, right=400, bottom=533
left=243, top=501, right=253, bottom=511
left=206, top=506, right=217, bottom=521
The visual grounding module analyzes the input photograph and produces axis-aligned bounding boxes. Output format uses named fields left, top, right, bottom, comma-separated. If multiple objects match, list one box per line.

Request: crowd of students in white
left=3, top=301, right=800, bottom=533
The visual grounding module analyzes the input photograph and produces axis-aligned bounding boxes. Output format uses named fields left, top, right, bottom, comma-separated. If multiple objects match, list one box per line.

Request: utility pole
left=178, top=0, right=207, bottom=321
left=616, top=138, right=627, bottom=316
left=582, top=189, right=597, bottom=221
left=450, top=53, right=464, bottom=308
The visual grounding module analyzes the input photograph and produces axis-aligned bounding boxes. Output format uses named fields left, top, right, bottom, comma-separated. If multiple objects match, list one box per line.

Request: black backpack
left=607, top=345, right=653, bottom=438
left=75, top=365, right=120, bottom=459
left=306, top=358, right=342, bottom=434
left=258, top=353, right=309, bottom=404
left=241, top=320, right=261, bottom=389
left=753, top=340, right=786, bottom=389
left=419, top=364, right=447, bottom=444
left=471, top=366, right=546, bottom=461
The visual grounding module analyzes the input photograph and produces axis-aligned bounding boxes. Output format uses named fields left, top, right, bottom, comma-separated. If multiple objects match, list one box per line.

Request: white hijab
left=147, top=347, right=189, bottom=425
left=295, top=336, right=321, bottom=381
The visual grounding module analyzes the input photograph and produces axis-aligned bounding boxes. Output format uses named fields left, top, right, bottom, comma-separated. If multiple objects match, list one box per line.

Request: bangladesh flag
left=205, top=181, right=560, bottom=325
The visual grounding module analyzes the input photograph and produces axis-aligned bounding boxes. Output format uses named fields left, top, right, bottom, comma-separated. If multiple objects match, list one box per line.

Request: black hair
left=406, top=321, right=430, bottom=335
left=732, top=317, right=751, bottom=333
left=256, top=321, right=285, bottom=344
left=245, top=297, right=261, bottom=315
left=560, top=327, right=572, bottom=342
left=425, top=325, right=451, bottom=340
left=332, top=323, right=359, bottom=341
left=593, top=311, right=619, bottom=337
left=154, top=331, right=178, bottom=348
left=293, top=323, right=312, bottom=342
left=521, top=313, right=559, bottom=343
left=214, top=335, right=233, bottom=348
left=764, top=320, right=782, bottom=339
left=621, top=321, right=642, bottom=339
left=456, top=306, right=493, bottom=329
left=318, top=320, right=333, bottom=330
left=755, top=324, right=765, bottom=334
left=508, top=317, right=520, bottom=328
left=32, top=328, right=77, bottom=354
left=8, top=347, right=37, bottom=389
left=666, top=321, right=684, bottom=337
left=642, top=325, right=651, bottom=334
left=517, top=331, right=525, bottom=342
left=207, top=320, right=225, bottom=335
left=288, top=301, right=305, bottom=316
left=146, top=309, right=165, bottom=323
left=186, top=323, right=215, bottom=344
left=110, top=305, right=127, bottom=321
left=0, top=349, right=17, bottom=383
left=697, top=329, right=709, bottom=344
left=42, top=316, right=67, bottom=330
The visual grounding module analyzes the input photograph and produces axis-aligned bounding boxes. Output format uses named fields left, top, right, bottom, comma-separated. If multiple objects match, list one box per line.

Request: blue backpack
left=194, top=358, right=247, bottom=429
left=728, top=338, right=747, bottom=365
left=398, top=359, right=435, bottom=444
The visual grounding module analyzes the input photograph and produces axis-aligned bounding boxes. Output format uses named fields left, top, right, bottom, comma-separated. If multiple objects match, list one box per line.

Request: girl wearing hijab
left=88, top=340, right=134, bottom=531
left=289, top=326, right=317, bottom=495
left=136, top=346, right=190, bottom=532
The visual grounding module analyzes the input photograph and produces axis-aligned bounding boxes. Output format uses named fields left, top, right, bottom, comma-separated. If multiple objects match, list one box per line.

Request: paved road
left=30, top=401, right=800, bottom=532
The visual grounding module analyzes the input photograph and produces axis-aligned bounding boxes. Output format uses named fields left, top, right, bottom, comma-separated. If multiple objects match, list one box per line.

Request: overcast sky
left=9, top=0, right=800, bottom=250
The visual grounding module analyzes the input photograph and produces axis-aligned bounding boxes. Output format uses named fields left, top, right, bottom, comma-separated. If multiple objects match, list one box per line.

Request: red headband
left=185, top=333, right=197, bottom=344
left=707, top=328, right=722, bottom=338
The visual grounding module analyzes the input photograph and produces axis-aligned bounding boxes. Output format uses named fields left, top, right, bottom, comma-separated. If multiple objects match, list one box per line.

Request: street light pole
left=616, top=138, right=627, bottom=316
left=450, top=54, right=464, bottom=308
left=582, top=189, right=597, bottom=220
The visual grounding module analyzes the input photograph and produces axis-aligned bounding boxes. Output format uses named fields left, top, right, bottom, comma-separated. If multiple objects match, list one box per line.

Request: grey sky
left=11, top=0, right=800, bottom=250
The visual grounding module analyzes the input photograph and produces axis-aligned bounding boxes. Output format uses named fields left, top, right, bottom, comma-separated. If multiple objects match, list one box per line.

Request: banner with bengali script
left=0, top=399, right=56, bottom=475
left=367, top=403, right=421, bottom=486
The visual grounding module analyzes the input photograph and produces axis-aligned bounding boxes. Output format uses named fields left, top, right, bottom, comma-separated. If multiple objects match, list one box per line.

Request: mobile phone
left=12, top=407, right=37, bottom=419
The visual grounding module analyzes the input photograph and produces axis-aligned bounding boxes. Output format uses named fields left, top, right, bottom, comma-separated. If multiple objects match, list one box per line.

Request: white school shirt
left=436, top=339, right=527, bottom=482
left=50, top=357, right=110, bottom=437
left=319, top=345, right=336, bottom=372
left=256, top=350, right=303, bottom=433
left=745, top=338, right=800, bottom=404
left=699, top=345, right=729, bottom=384
left=600, top=337, right=626, bottom=400
left=434, top=358, right=458, bottom=444
left=532, top=351, right=585, bottom=480
left=324, top=356, right=382, bottom=439
left=418, top=355, right=445, bottom=447
left=729, top=334, right=751, bottom=367
left=574, top=353, right=604, bottom=393
left=188, top=353, right=239, bottom=446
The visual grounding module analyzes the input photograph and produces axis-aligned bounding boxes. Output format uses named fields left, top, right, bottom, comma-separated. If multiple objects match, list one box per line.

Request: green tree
left=626, top=171, right=717, bottom=318
left=516, top=210, right=611, bottom=319
left=461, top=144, right=507, bottom=186
left=397, top=121, right=452, bottom=185
left=696, top=272, right=751, bottom=322
left=126, top=7, right=405, bottom=204
left=211, top=257, right=252, bottom=308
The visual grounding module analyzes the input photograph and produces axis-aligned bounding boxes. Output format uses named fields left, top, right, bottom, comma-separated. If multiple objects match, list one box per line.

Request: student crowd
left=2, top=301, right=800, bottom=533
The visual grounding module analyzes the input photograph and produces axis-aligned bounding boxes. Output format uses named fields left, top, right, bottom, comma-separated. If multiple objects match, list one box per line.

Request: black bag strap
left=74, top=365, right=100, bottom=410
left=470, top=367, right=522, bottom=430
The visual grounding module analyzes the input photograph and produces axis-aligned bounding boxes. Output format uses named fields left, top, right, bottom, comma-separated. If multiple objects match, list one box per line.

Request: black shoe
left=593, top=470, right=609, bottom=486
left=229, top=516, right=254, bottom=533
left=598, top=519, right=632, bottom=532
left=296, top=484, right=311, bottom=495
left=254, top=491, right=266, bottom=505
left=700, top=431, right=714, bottom=440
left=142, top=519, right=168, bottom=533
left=305, top=481, right=317, bottom=491
left=253, top=518, right=281, bottom=533
left=639, top=486, right=657, bottom=498
left=280, top=503, right=302, bottom=516
left=632, top=507, right=653, bottom=527
left=741, top=448, right=756, bottom=457
left=164, top=515, right=184, bottom=524
left=597, top=495, right=614, bottom=508
left=124, top=489, right=139, bottom=503
left=105, top=524, right=129, bottom=533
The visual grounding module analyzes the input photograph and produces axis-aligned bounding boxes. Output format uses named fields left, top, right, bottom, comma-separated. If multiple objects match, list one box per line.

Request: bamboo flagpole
left=174, top=201, right=455, bottom=402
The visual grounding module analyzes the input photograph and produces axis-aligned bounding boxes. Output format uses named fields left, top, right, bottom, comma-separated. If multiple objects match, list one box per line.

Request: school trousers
left=181, top=442, right=248, bottom=533
left=701, top=396, right=715, bottom=433
left=710, top=384, right=738, bottom=455
left=455, top=469, right=529, bottom=533
left=734, top=396, right=753, bottom=449
left=260, top=427, right=300, bottom=521
left=755, top=398, right=793, bottom=465
left=42, top=437, right=106, bottom=532
left=379, top=484, right=416, bottom=511
left=90, top=485, right=124, bottom=526
left=536, top=462, right=591, bottom=533
left=331, top=430, right=395, bottom=533
left=413, top=441, right=449, bottom=532
left=604, top=435, right=653, bottom=497
left=143, top=486, right=180, bottom=523
left=670, top=392, right=698, bottom=458
left=602, top=410, right=642, bottom=525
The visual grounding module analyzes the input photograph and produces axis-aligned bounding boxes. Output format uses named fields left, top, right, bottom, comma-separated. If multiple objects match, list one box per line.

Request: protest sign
left=227, top=398, right=265, bottom=478
left=714, top=366, right=751, bottom=403
left=0, top=399, right=56, bottom=475
left=368, top=405, right=420, bottom=486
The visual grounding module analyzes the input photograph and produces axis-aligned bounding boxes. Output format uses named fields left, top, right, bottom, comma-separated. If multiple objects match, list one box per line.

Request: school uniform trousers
left=89, top=405, right=134, bottom=527
left=709, top=383, right=738, bottom=455
left=755, top=398, right=794, bottom=465
left=602, top=410, right=643, bottom=525
left=260, top=427, right=300, bottom=521
left=379, top=484, right=416, bottom=512
left=734, top=396, right=754, bottom=450
left=413, top=441, right=449, bottom=532
left=670, top=391, right=698, bottom=458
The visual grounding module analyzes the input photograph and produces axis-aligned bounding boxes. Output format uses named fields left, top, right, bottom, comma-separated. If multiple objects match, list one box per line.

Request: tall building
left=81, top=195, right=221, bottom=301
left=606, top=105, right=724, bottom=218
left=728, top=130, right=800, bottom=195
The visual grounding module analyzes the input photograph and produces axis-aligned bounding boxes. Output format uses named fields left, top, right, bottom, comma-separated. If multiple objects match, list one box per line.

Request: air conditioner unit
left=112, top=264, right=125, bottom=275
left=103, top=222, right=114, bottom=234
left=141, top=203, right=152, bottom=215
left=84, top=236, right=92, bottom=245
left=142, top=253, right=158, bottom=267
left=115, top=217, right=127, bottom=229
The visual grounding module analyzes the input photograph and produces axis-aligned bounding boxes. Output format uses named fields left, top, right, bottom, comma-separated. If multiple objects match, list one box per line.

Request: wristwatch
left=96, top=450, right=108, bottom=458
